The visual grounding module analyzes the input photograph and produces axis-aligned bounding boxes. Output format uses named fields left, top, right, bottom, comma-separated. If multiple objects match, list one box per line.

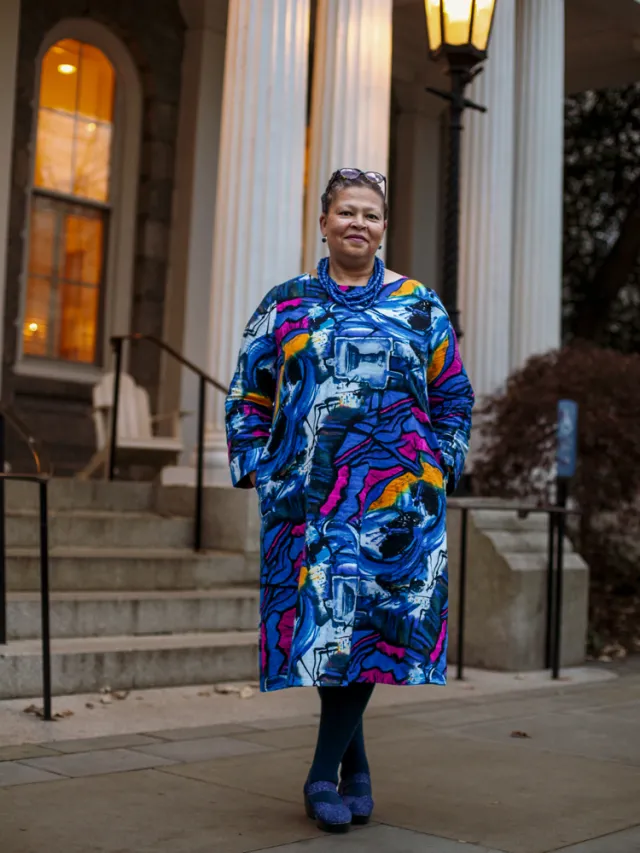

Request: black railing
left=448, top=498, right=581, bottom=682
left=109, top=335, right=227, bottom=552
left=0, top=408, right=53, bottom=720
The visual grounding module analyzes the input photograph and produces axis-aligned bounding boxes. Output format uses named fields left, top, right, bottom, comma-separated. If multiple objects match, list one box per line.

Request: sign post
left=551, top=399, right=579, bottom=679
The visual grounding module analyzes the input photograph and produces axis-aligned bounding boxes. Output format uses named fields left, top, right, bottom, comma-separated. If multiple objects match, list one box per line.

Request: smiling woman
left=225, top=167, right=475, bottom=832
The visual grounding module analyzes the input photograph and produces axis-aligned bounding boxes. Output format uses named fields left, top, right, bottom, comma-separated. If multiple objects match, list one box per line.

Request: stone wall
left=3, top=0, right=185, bottom=473
left=447, top=503, right=589, bottom=672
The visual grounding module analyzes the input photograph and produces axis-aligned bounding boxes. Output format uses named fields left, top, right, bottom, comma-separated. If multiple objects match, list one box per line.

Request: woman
left=226, top=168, right=474, bottom=833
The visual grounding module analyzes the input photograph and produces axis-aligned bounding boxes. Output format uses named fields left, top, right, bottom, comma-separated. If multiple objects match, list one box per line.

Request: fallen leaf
left=23, top=704, right=40, bottom=715
left=85, top=703, right=95, bottom=710
left=112, top=691, right=130, bottom=701
left=100, top=696, right=112, bottom=705
left=239, top=686, right=254, bottom=700
left=57, top=709, right=74, bottom=718
left=100, top=686, right=111, bottom=695
left=197, top=691, right=211, bottom=697
left=214, top=683, right=243, bottom=695
left=510, top=730, right=531, bottom=739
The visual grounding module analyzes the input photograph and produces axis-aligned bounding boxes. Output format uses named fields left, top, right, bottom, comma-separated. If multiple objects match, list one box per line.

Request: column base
left=161, top=429, right=232, bottom=487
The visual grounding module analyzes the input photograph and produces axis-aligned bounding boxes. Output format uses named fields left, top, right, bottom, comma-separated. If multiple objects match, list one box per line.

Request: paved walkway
left=1, top=668, right=639, bottom=853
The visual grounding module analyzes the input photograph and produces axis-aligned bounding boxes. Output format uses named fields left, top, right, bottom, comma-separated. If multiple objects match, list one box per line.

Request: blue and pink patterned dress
left=225, top=272, right=474, bottom=691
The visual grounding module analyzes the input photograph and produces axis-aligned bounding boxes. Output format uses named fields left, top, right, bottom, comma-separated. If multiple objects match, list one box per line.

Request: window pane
left=78, top=44, right=115, bottom=122
left=57, top=283, right=99, bottom=363
left=27, top=37, right=113, bottom=365
left=28, top=203, right=57, bottom=277
left=73, top=120, right=112, bottom=202
left=62, top=210, right=104, bottom=285
left=34, top=38, right=115, bottom=201
left=39, top=40, right=80, bottom=114
left=23, top=197, right=105, bottom=364
left=34, top=110, right=74, bottom=193
left=443, top=0, right=474, bottom=45
left=471, top=0, right=496, bottom=51
left=23, top=277, right=53, bottom=357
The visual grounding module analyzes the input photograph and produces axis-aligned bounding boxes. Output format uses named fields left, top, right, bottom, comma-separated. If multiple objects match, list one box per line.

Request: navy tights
left=308, top=684, right=375, bottom=784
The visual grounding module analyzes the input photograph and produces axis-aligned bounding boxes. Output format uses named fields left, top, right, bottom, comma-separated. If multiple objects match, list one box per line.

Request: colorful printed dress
left=225, top=272, right=474, bottom=691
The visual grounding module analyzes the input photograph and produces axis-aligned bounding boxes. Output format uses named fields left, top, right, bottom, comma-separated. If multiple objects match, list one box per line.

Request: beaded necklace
left=317, top=256, right=385, bottom=311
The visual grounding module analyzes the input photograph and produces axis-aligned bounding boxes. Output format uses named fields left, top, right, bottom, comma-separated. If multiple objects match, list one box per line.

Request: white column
left=161, top=2, right=225, bottom=459
left=458, top=0, right=516, bottom=399
left=511, top=0, right=565, bottom=370
left=303, top=0, right=393, bottom=271
left=206, top=0, right=311, bottom=471
left=0, top=0, right=20, bottom=398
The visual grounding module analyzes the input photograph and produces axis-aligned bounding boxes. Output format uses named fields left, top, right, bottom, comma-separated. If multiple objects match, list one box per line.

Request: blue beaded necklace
left=317, top=256, right=385, bottom=311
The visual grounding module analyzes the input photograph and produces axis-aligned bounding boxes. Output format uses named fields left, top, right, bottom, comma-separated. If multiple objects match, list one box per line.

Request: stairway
left=0, top=480, right=260, bottom=699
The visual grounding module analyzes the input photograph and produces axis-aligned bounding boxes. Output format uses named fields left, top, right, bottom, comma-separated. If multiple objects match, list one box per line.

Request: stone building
left=0, top=0, right=638, bottom=475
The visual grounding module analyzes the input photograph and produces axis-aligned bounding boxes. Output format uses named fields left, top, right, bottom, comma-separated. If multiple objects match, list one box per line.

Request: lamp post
left=424, top=0, right=499, bottom=338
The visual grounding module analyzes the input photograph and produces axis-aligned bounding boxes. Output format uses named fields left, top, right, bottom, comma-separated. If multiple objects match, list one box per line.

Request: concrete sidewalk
left=1, top=668, right=639, bottom=853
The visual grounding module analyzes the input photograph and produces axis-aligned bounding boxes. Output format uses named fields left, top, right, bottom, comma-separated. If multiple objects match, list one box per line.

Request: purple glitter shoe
left=304, top=780, right=352, bottom=833
left=339, top=773, right=374, bottom=825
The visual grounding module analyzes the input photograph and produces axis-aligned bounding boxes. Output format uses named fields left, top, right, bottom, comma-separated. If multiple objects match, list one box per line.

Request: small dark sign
left=557, top=399, right=578, bottom=479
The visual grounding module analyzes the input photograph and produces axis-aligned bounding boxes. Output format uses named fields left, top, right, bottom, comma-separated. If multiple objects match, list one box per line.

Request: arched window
left=23, top=38, right=115, bottom=364
left=16, top=19, right=143, bottom=386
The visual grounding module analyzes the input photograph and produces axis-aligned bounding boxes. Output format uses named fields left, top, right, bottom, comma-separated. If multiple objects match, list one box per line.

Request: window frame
left=16, top=19, right=142, bottom=384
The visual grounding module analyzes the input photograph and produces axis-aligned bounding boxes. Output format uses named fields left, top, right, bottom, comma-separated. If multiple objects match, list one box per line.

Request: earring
left=379, top=245, right=383, bottom=250
left=322, top=237, right=327, bottom=243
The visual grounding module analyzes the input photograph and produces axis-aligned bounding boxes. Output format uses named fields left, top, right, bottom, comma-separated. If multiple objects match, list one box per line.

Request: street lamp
left=424, top=0, right=499, bottom=338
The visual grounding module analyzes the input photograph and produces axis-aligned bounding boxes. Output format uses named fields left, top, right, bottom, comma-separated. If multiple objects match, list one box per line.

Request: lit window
left=23, top=39, right=115, bottom=364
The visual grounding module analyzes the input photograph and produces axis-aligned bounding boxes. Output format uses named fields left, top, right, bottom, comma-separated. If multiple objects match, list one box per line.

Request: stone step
left=485, top=529, right=577, bottom=555
left=6, top=588, right=260, bottom=640
left=471, top=509, right=550, bottom=532
left=5, top=509, right=193, bottom=549
left=4, top=480, right=156, bottom=513
left=6, top=547, right=259, bottom=592
left=0, top=631, right=259, bottom=699
left=502, top=552, right=586, bottom=572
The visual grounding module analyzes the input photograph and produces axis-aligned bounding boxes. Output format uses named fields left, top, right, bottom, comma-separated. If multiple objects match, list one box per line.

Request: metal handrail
left=114, top=334, right=228, bottom=393
left=109, top=334, right=228, bottom=551
left=0, top=409, right=53, bottom=720
left=447, top=498, right=582, bottom=682
left=0, top=403, right=51, bottom=476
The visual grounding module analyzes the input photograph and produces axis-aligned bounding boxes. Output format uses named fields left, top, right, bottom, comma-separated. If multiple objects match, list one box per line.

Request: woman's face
left=320, top=185, right=387, bottom=266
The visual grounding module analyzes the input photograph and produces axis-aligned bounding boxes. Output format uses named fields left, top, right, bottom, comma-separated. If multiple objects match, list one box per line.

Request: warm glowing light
left=424, top=0, right=497, bottom=54
left=26, top=38, right=114, bottom=363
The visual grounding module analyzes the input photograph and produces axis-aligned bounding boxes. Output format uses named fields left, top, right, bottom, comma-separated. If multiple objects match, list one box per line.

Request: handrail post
left=457, top=506, right=468, bottom=680
left=0, top=413, right=6, bottom=645
left=39, top=479, right=52, bottom=721
left=552, top=483, right=568, bottom=679
left=545, top=510, right=556, bottom=669
left=108, top=339, right=123, bottom=481
left=195, top=377, right=206, bottom=552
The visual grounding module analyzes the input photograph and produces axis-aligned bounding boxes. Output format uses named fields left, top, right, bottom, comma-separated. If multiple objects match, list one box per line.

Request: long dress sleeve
left=225, top=292, right=278, bottom=489
left=427, top=293, right=475, bottom=493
